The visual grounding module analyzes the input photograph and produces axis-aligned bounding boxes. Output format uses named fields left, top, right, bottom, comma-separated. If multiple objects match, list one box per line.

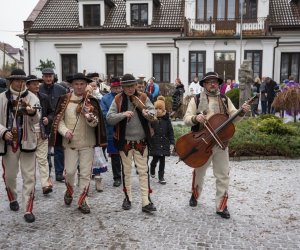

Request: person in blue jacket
left=100, top=77, right=123, bottom=187
left=146, top=77, right=160, bottom=101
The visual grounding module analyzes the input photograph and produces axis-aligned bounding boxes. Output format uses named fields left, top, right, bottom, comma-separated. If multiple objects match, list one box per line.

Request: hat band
left=120, top=79, right=136, bottom=83
left=111, top=81, right=120, bottom=85
left=9, top=75, right=27, bottom=78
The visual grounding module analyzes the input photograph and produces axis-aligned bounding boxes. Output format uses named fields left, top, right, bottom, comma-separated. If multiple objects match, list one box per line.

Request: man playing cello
left=183, top=72, right=250, bottom=219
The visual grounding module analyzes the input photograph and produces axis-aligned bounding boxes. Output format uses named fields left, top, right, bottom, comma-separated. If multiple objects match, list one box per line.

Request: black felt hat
left=120, top=74, right=137, bottom=86
left=26, top=75, right=43, bottom=84
left=67, top=73, right=93, bottom=83
left=6, top=69, right=28, bottom=80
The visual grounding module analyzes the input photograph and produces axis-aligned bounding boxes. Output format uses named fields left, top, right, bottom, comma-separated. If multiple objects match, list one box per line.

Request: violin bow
left=200, top=112, right=226, bottom=150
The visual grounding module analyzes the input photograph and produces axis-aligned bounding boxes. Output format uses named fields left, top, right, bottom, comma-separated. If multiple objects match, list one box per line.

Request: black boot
left=158, top=171, right=166, bottom=185
left=10, top=201, right=19, bottom=211
left=216, top=207, right=230, bottom=219
left=189, top=194, right=197, bottom=207
left=150, top=164, right=155, bottom=178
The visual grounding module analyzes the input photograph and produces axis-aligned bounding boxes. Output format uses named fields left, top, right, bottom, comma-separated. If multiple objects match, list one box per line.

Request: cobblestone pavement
left=0, top=157, right=299, bottom=249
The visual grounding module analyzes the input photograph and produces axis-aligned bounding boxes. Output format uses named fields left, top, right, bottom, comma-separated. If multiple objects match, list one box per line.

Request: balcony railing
left=185, top=17, right=268, bottom=37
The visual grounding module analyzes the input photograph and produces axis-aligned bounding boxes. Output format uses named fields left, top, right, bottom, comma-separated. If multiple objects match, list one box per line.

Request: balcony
left=185, top=17, right=269, bottom=37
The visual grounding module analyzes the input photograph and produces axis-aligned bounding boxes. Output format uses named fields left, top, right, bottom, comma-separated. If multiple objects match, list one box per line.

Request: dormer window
left=83, top=4, right=100, bottom=27
left=131, top=4, right=148, bottom=26
left=79, top=0, right=115, bottom=27
left=125, top=0, right=159, bottom=26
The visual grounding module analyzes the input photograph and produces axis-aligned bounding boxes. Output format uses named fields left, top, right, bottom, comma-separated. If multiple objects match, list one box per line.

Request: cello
left=175, top=96, right=257, bottom=168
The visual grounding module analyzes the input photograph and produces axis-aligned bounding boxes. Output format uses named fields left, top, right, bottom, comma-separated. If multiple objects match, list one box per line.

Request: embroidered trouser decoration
left=219, top=191, right=228, bottom=211
left=65, top=182, right=74, bottom=197
left=133, top=141, right=147, bottom=156
left=191, top=170, right=199, bottom=199
left=26, top=190, right=35, bottom=213
left=122, top=140, right=147, bottom=157
left=78, top=186, right=89, bottom=206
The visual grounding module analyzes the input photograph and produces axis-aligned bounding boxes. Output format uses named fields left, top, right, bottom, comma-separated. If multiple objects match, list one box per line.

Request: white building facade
left=22, top=0, right=300, bottom=90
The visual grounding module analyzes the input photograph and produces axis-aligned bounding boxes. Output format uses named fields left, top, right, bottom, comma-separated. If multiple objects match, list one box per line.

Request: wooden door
left=215, top=60, right=235, bottom=81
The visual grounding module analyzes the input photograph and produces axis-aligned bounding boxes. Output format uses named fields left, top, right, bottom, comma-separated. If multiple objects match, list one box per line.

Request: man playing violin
left=0, top=69, right=41, bottom=223
left=26, top=75, right=54, bottom=195
left=184, top=72, right=250, bottom=219
left=107, top=73, right=157, bottom=214
left=49, top=73, right=107, bottom=214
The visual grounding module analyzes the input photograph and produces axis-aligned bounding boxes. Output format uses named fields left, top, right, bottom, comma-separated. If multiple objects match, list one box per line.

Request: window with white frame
left=61, top=54, right=78, bottom=81
left=106, top=54, right=123, bottom=78
left=83, top=4, right=100, bottom=27
left=131, top=3, right=148, bottom=26
left=153, top=54, right=170, bottom=82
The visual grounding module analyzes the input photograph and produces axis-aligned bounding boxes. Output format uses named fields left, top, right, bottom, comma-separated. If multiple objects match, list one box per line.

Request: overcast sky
left=0, top=0, right=39, bottom=48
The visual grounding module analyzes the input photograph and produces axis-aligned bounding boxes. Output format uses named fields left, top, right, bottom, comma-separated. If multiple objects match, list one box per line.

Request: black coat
left=39, top=83, right=67, bottom=111
left=265, top=80, right=278, bottom=101
left=37, top=92, right=54, bottom=135
left=149, top=113, right=174, bottom=156
left=172, top=84, right=185, bottom=111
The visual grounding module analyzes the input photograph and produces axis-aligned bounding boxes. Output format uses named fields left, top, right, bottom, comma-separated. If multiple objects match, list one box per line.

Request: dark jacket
left=39, top=83, right=67, bottom=111
left=37, top=92, right=54, bottom=136
left=264, top=79, right=278, bottom=101
left=0, top=78, right=6, bottom=93
left=149, top=113, right=174, bottom=156
left=172, top=84, right=185, bottom=111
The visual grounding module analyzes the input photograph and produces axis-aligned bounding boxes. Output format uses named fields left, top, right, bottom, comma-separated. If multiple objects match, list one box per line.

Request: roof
left=269, top=0, right=300, bottom=27
left=27, top=0, right=184, bottom=31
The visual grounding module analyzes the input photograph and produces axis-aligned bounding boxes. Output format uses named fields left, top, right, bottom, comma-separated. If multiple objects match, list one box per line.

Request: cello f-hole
left=202, top=138, right=208, bottom=144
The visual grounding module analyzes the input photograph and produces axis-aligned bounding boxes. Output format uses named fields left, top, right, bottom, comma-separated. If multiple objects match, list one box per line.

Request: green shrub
left=225, top=88, right=240, bottom=109
left=257, top=117, right=296, bottom=135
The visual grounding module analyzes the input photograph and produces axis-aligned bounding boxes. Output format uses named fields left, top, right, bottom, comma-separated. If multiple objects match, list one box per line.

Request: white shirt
left=189, top=81, right=202, bottom=95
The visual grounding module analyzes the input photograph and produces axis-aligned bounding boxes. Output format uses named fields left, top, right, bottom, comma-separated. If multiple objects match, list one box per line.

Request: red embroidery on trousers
left=219, top=192, right=228, bottom=211
left=2, top=160, right=15, bottom=202
left=191, top=170, right=199, bottom=199
left=78, top=186, right=89, bottom=206
left=26, top=190, right=35, bottom=213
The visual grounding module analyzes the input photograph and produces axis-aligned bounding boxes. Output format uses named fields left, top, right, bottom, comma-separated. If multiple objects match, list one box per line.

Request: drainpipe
left=24, top=30, right=31, bottom=74
left=174, top=39, right=179, bottom=78
left=272, top=36, right=279, bottom=80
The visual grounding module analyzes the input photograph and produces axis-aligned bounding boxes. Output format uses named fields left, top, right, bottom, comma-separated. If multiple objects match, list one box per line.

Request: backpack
left=191, top=93, right=229, bottom=132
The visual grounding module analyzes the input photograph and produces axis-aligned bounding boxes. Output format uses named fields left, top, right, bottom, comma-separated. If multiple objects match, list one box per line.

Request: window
left=83, top=4, right=100, bottom=27
left=61, top=54, right=78, bottom=81
left=189, top=51, right=206, bottom=83
left=244, top=50, right=262, bottom=78
left=280, top=53, right=300, bottom=83
left=131, top=4, right=148, bottom=26
left=153, top=54, right=170, bottom=82
left=196, top=0, right=214, bottom=20
left=240, top=0, right=257, bottom=19
left=106, top=54, right=123, bottom=78
left=197, top=0, right=241, bottom=20
left=195, top=0, right=259, bottom=21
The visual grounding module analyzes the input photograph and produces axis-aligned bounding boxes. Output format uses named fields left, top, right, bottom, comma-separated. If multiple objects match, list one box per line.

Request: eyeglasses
left=205, top=80, right=218, bottom=85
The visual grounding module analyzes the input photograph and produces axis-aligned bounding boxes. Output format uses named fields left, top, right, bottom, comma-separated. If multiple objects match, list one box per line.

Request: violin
left=129, top=95, right=157, bottom=122
left=75, top=89, right=94, bottom=115
left=12, top=99, right=41, bottom=116
left=175, top=96, right=257, bottom=168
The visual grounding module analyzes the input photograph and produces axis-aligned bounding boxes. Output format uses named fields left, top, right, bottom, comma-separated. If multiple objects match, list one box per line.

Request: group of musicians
left=0, top=69, right=250, bottom=223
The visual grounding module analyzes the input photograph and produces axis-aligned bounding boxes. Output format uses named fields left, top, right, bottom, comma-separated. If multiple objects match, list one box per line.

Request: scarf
left=198, top=88, right=226, bottom=114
